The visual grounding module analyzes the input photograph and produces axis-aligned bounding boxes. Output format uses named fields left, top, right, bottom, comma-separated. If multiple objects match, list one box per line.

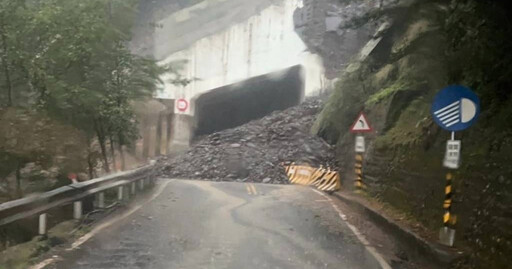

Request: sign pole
left=354, top=152, right=364, bottom=191
left=431, top=85, right=480, bottom=247
left=440, top=131, right=459, bottom=246
left=350, top=112, right=372, bottom=193
left=440, top=172, right=456, bottom=246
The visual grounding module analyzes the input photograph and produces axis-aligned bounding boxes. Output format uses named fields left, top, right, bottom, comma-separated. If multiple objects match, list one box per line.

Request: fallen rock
left=157, top=99, right=337, bottom=184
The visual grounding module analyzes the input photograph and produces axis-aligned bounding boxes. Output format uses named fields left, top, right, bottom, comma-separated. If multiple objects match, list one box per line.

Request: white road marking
left=30, top=179, right=173, bottom=269
left=30, top=256, right=59, bottom=269
left=312, top=189, right=392, bottom=269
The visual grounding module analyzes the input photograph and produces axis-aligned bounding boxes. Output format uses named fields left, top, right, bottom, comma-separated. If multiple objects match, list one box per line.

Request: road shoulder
left=332, top=191, right=466, bottom=268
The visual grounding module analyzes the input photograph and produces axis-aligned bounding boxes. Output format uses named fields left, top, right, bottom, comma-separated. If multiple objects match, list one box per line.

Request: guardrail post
left=97, top=192, right=105, bottom=208
left=39, top=213, right=47, bottom=235
left=124, top=185, right=130, bottom=200
left=117, top=186, right=124, bottom=201
left=131, top=182, right=136, bottom=195
left=73, top=201, right=82, bottom=220
left=139, top=179, right=144, bottom=190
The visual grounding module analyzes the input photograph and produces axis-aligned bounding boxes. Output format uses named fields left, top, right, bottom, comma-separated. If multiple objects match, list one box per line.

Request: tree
left=19, top=0, right=166, bottom=173
left=0, top=0, right=31, bottom=107
left=0, top=0, right=186, bottom=197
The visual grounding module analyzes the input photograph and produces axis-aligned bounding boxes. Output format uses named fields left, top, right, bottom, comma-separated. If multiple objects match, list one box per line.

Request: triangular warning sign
left=350, top=112, right=373, bottom=133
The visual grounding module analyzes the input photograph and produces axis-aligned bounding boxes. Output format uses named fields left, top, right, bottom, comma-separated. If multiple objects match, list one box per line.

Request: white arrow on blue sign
left=431, top=85, right=480, bottom=132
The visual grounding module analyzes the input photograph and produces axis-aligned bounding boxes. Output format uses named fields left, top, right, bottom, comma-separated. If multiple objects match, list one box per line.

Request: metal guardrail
left=0, top=164, right=156, bottom=235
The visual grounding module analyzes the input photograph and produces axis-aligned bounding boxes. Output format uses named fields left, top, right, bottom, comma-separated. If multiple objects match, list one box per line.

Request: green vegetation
left=366, top=79, right=412, bottom=106
left=0, top=220, right=77, bottom=268
left=373, top=97, right=429, bottom=149
left=0, top=0, right=182, bottom=200
left=315, top=1, right=512, bottom=267
left=312, top=62, right=373, bottom=144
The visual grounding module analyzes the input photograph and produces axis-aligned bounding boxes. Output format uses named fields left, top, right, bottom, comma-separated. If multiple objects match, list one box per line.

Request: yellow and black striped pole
left=443, top=172, right=457, bottom=228
left=354, top=154, right=364, bottom=190
left=439, top=172, right=457, bottom=246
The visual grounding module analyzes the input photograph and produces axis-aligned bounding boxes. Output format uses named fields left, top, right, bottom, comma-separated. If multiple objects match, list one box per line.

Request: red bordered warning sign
left=350, top=112, right=373, bottom=133
left=176, top=98, right=189, bottom=113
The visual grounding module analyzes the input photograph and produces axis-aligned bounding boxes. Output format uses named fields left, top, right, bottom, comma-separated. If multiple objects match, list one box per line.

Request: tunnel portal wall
left=195, top=65, right=304, bottom=136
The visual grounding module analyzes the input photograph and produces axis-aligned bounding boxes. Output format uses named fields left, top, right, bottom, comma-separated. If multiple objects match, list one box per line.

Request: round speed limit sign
left=176, top=98, right=189, bottom=112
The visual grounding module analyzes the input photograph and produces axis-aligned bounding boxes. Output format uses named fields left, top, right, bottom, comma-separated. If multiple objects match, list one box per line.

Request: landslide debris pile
left=157, top=99, right=337, bottom=184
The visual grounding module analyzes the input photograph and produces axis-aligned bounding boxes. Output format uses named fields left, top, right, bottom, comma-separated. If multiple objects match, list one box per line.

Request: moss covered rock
left=313, top=1, right=512, bottom=268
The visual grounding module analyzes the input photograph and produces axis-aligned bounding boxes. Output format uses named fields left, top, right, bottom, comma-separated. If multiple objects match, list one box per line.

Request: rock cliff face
left=302, top=0, right=512, bottom=268
left=293, top=0, right=399, bottom=78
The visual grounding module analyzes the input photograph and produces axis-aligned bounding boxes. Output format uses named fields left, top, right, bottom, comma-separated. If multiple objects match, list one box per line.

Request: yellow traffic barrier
left=283, top=164, right=341, bottom=192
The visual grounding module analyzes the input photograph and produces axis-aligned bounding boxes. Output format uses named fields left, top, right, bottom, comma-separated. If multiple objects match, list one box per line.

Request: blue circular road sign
left=431, top=85, right=480, bottom=132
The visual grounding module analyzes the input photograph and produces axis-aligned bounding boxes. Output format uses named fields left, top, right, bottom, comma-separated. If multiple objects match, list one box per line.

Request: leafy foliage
left=446, top=0, right=512, bottom=122
left=0, top=0, right=179, bottom=196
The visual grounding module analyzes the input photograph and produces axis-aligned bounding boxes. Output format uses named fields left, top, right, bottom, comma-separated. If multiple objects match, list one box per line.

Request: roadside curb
left=332, top=192, right=465, bottom=268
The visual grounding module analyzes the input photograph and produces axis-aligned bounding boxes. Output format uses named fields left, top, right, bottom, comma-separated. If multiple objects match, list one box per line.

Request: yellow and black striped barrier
left=283, top=163, right=341, bottom=192
left=354, top=154, right=365, bottom=190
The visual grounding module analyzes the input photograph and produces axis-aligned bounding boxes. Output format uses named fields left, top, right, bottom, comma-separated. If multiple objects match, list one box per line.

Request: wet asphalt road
left=48, top=179, right=385, bottom=269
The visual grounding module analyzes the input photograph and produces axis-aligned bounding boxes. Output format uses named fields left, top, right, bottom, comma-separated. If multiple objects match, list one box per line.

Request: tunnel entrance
left=195, top=65, right=305, bottom=136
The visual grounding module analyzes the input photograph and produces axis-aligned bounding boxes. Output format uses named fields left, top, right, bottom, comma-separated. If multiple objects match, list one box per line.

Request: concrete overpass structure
left=131, top=0, right=329, bottom=159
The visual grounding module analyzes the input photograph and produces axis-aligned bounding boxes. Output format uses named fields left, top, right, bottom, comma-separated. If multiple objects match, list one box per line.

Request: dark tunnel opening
left=195, top=65, right=305, bottom=136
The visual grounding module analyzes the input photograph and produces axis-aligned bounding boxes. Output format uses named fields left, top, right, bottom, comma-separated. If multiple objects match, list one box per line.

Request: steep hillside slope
left=310, top=1, right=512, bottom=268
left=0, top=108, right=90, bottom=202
